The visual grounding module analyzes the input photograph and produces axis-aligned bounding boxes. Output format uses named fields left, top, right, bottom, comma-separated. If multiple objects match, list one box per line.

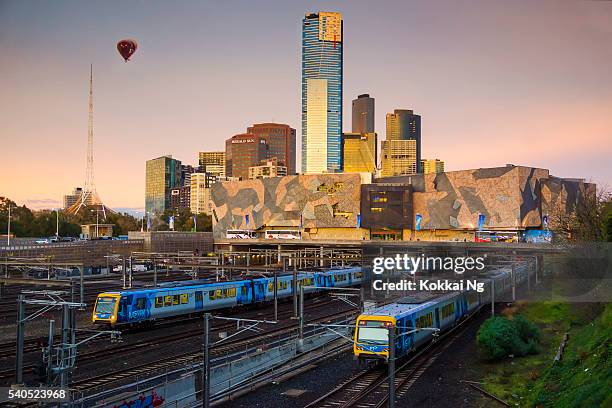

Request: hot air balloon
left=117, top=39, right=138, bottom=62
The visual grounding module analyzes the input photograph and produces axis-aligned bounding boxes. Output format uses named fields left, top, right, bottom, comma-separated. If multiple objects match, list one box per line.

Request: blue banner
left=356, top=213, right=361, bottom=229
left=245, top=214, right=249, bottom=227
left=478, top=214, right=485, bottom=231
left=415, top=213, right=422, bottom=231
left=168, top=215, right=175, bottom=231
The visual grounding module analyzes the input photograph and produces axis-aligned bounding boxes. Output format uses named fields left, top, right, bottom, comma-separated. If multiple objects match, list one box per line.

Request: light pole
left=55, top=208, right=59, bottom=239
left=6, top=205, right=11, bottom=246
left=95, top=209, right=99, bottom=238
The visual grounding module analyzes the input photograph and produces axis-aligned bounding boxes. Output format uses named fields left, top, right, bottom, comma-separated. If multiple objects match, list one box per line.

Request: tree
left=550, top=187, right=611, bottom=242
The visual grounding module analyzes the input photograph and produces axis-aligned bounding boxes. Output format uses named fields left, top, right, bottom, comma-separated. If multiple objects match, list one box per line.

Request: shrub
left=477, top=315, right=541, bottom=361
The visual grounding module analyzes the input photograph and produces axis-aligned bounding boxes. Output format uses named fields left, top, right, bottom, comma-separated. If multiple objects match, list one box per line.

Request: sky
left=1, top=0, right=611, bottom=211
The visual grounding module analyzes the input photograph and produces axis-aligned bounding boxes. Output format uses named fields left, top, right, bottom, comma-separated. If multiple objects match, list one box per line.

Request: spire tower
left=67, top=65, right=113, bottom=218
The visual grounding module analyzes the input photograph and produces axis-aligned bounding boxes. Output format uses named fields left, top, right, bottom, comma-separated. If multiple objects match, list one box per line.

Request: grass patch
left=477, top=302, right=610, bottom=407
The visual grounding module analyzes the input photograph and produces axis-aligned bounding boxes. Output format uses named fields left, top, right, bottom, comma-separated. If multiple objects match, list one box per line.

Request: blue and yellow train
left=93, top=267, right=365, bottom=326
left=353, top=264, right=531, bottom=361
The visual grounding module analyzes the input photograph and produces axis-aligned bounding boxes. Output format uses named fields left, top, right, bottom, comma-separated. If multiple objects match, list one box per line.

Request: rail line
left=306, top=306, right=485, bottom=408
left=69, top=309, right=359, bottom=394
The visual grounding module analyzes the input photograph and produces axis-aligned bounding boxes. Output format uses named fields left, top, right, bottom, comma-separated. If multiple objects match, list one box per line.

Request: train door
left=255, top=282, right=265, bottom=302
left=195, top=291, right=203, bottom=311
left=117, top=296, right=128, bottom=323
left=435, top=308, right=440, bottom=328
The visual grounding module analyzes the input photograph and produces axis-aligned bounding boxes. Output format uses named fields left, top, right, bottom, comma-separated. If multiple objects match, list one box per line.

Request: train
left=353, top=263, right=531, bottom=361
left=93, top=266, right=365, bottom=326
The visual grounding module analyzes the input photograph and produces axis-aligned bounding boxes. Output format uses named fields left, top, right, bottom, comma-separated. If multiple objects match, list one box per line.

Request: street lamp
left=6, top=205, right=11, bottom=246
left=54, top=208, right=59, bottom=239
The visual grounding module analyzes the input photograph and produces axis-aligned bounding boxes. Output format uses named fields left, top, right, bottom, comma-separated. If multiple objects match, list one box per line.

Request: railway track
left=0, top=293, right=345, bottom=383
left=69, top=308, right=359, bottom=394
left=306, top=307, right=485, bottom=408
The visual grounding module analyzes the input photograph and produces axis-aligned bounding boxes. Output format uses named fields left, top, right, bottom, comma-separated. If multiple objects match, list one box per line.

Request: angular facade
left=210, top=173, right=362, bottom=240
left=302, top=12, right=343, bottom=173
left=247, top=123, right=296, bottom=175
left=145, top=156, right=181, bottom=215
left=212, top=165, right=595, bottom=241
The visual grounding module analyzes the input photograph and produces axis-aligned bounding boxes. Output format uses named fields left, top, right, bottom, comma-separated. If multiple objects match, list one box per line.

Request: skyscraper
left=247, top=123, right=296, bottom=175
left=190, top=173, right=211, bottom=215
left=352, top=94, right=375, bottom=133
left=386, top=109, right=422, bottom=173
left=145, top=155, right=181, bottom=215
left=226, top=134, right=268, bottom=180
left=302, top=11, right=343, bottom=174
left=342, top=132, right=377, bottom=173
left=381, top=139, right=418, bottom=177
left=198, top=151, right=226, bottom=177
left=421, top=159, right=445, bottom=174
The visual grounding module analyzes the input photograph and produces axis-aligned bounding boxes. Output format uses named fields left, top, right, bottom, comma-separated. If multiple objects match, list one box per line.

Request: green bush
left=477, top=315, right=541, bottom=361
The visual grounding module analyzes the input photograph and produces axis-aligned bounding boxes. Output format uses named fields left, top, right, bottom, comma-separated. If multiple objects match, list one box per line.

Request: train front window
left=95, top=297, right=116, bottom=314
left=357, top=321, right=391, bottom=345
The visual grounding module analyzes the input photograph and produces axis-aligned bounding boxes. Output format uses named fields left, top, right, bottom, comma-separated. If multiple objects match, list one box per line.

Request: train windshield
left=357, top=320, right=390, bottom=345
left=95, top=297, right=117, bottom=314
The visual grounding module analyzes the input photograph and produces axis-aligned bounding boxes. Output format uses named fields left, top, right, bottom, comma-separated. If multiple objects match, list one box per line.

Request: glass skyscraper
left=302, top=12, right=343, bottom=173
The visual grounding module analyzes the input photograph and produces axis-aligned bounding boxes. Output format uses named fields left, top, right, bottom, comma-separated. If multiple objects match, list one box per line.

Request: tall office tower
left=226, top=134, right=268, bottom=180
left=145, top=155, right=181, bottom=215
left=386, top=109, right=422, bottom=173
left=302, top=11, right=343, bottom=174
left=190, top=173, right=211, bottom=215
left=63, top=187, right=83, bottom=209
left=198, top=151, right=226, bottom=177
left=342, top=132, right=377, bottom=173
left=247, top=123, right=297, bottom=175
left=180, top=164, right=196, bottom=188
left=421, top=159, right=445, bottom=174
left=224, top=139, right=233, bottom=177
left=381, top=139, right=417, bottom=177
left=352, top=94, right=374, bottom=133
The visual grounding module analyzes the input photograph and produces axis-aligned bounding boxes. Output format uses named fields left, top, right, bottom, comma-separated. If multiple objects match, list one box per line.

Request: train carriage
left=93, top=266, right=365, bottom=327
left=353, top=264, right=531, bottom=362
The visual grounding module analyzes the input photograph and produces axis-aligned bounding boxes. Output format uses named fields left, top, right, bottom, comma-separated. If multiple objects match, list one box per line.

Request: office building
left=145, top=155, right=181, bottom=215
left=247, top=123, right=296, bottom=175
left=352, top=94, right=374, bottom=133
left=342, top=132, right=377, bottom=173
left=190, top=173, right=211, bottom=215
left=180, top=164, right=196, bottom=188
left=170, top=186, right=191, bottom=210
left=302, top=11, right=343, bottom=173
left=226, top=134, right=268, bottom=180
left=386, top=109, right=421, bottom=173
left=63, top=187, right=83, bottom=209
left=248, top=157, right=288, bottom=180
left=381, top=139, right=417, bottom=177
left=421, top=159, right=445, bottom=174
left=198, top=151, right=226, bottom=177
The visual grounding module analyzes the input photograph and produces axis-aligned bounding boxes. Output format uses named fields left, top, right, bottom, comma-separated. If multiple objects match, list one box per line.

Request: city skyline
left=1, top=1, right=611, bottom=210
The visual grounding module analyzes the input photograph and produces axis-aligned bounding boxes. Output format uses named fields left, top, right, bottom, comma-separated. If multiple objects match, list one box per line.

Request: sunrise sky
left=1, top=0, right=611, bottom=212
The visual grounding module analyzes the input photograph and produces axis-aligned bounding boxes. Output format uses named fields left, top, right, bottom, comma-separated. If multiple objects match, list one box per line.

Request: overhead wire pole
left=202, top=314, right=277, bottom=407
left=388, top=324, right=396, bottom=408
